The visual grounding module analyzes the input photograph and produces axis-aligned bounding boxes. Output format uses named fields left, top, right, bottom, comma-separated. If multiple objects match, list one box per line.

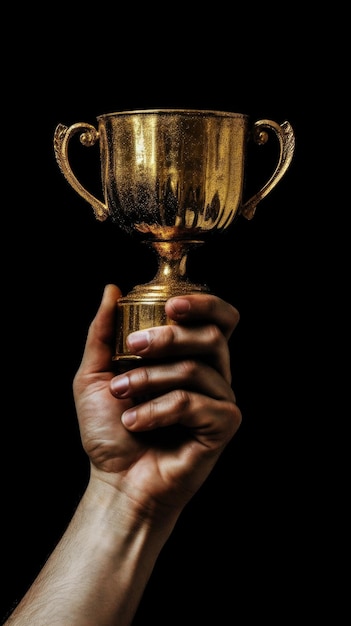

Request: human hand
left=73, top=284, right=242, bottom=520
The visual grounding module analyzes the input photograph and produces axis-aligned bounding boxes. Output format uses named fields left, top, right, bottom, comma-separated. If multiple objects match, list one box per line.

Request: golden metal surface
left=54, top=109, right=295, bottom=363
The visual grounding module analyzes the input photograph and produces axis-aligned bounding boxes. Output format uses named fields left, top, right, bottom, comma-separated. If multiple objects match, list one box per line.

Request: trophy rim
left=97, top=108, right=248, bottom=120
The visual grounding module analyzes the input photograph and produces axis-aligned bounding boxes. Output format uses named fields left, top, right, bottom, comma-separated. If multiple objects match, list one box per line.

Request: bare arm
left=4, top=284, right=241, bottom=625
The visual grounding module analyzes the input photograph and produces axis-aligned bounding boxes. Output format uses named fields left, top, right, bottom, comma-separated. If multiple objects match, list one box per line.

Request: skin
left=4, top=284, right=242, bottom=626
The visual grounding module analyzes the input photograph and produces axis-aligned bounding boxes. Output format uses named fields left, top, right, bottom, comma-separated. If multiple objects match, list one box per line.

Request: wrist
left=81, top=471, right=180, bottom=551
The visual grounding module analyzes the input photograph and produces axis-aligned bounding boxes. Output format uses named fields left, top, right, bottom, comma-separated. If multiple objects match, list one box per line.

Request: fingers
left=76, top=288, right=238, bottom=400
left=110, top=292, right=242, bottom=446
left=76, top=286, right=242, bottom=450
left=126, top=323, right=232, bottom=382
left=119, top=387, right=242, bottom=449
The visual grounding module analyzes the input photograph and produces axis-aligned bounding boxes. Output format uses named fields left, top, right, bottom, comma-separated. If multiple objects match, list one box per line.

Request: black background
left=1, top=13, right=340, bottom=625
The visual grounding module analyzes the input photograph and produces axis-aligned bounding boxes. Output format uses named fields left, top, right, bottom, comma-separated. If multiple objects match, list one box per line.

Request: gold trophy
left=54, top=109, right=295, bottom=364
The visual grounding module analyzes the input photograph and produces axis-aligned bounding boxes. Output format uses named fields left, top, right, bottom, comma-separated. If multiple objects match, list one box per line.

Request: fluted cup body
left=98, top=109, right=248, bottom=241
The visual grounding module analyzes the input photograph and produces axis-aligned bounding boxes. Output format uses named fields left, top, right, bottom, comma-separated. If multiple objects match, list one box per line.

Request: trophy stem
left=149, top=240, right=206, bottom=291
left=113, top=240, right=209, bottom=365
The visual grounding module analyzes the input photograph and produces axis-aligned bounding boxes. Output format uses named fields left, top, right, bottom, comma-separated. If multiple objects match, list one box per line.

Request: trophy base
left=113, top=279, right=209, bottom=366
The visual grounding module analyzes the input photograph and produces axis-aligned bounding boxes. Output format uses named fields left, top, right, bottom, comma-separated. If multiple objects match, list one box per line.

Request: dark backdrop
left=1, top=16, right=336, bottom=625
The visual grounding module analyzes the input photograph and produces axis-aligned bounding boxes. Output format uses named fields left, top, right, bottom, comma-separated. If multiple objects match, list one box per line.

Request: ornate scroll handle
left=240, top=119, right=295, bottom=220
left=53, top=122, right=109, bottom=221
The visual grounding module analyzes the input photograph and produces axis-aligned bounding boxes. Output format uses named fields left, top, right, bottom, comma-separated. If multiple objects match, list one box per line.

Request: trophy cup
left=54, top=109, right=295, bottom=365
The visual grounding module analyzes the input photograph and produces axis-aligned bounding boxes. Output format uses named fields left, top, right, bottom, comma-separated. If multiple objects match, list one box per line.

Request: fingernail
left=127, top=330, right=150, bottom=352
left=122, top=409, right=136, bottom=427
left=169, top=298, right=190, bottom=314
left=111, top=376, right=129, bottom=397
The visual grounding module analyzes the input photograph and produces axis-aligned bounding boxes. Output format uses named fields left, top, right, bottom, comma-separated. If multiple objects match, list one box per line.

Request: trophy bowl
left=54, top=109, right=295, bottom=364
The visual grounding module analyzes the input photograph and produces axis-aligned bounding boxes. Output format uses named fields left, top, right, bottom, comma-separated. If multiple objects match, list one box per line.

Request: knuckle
left=141, top=389, right=191, bottom=428
left=174, top=359, right=199, bottom=378
left=171, top=389, right=192, bottom=412
left=206, top=323, right=224, bottom=346
left=130, top=367, right=151, bottom=388
left=151, top=324, right=178, bottom=349
left=145, top=401, right=157, bottom=428
left=228, top=401, right=243, bottom=433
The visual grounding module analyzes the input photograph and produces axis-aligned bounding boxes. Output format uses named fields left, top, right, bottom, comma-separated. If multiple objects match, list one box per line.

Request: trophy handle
left=53, top=122, right=109, bottom=221
left=240, top=119, right=295, bottom=220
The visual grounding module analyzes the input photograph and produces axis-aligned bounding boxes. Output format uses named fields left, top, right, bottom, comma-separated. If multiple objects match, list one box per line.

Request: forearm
left=5, top=478, right=178, bottom=626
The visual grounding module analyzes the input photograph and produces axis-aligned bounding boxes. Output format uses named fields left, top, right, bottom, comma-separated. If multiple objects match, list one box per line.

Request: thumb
left=78, top=283, right=122, bottom=374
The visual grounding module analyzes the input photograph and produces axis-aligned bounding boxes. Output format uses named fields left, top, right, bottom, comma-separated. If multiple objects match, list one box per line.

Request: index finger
left=165, top=294, right=240, bottom=340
